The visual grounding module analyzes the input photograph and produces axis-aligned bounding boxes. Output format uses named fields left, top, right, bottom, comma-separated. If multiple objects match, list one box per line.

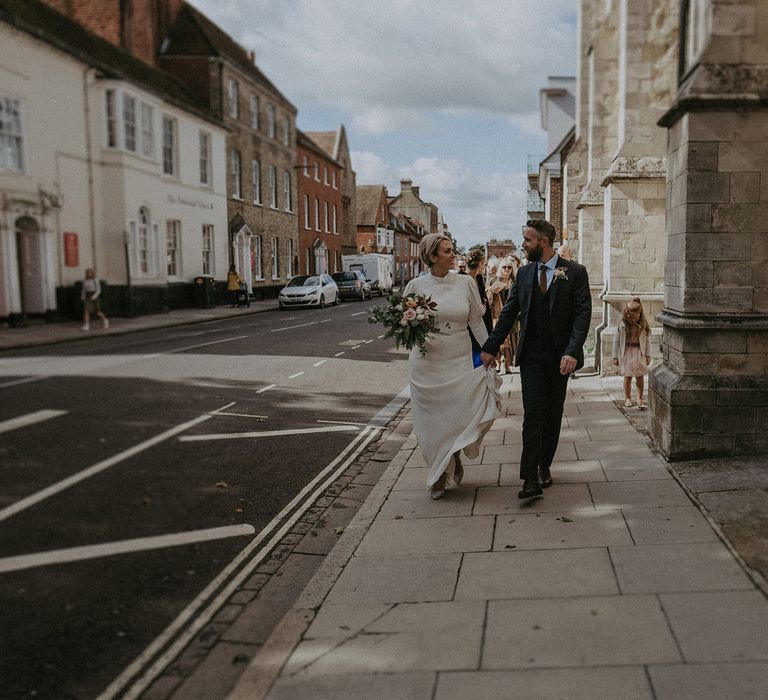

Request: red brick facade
left=486, top=239, right=517, bottom=261
left=297, top=132, right=342, bottom=275
left=549, top=177, right=564, bottom=243
left=356, top=185, right=390, bottom=254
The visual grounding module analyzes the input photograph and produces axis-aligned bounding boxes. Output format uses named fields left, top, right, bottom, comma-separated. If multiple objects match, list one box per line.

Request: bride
left=403, top=234, right=502, bottom=499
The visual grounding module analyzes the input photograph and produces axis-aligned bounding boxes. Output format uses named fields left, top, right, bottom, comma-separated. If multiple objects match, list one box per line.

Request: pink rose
left=403, top=308, right=417, bottom=321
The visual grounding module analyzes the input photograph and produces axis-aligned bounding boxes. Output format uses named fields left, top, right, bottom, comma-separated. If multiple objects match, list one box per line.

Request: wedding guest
left=465, top=248, right=493, bottom=334
left=557, top=243, right=573, bottom=261
left=487, top=256, right=517, bottom=373
left=612, top=296, right=652, bottom=409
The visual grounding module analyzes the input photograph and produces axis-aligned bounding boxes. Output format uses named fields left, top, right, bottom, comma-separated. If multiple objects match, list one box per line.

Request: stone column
left=599, top=0, right=678, bottom=373
left=650, top=0, right=768, bottom=458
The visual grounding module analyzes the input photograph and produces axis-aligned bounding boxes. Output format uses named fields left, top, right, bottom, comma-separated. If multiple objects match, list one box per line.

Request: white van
left=341, top=254, right=394, bottom=296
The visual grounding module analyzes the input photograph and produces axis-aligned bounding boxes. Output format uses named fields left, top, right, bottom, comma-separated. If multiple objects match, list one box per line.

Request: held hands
left=560, top=355, right=577, bottom=375
left=480, top=351, right=496, bottom=368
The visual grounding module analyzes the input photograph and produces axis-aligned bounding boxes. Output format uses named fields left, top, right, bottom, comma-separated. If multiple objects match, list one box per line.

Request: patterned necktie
left=539, top=265, right=548, bottom=295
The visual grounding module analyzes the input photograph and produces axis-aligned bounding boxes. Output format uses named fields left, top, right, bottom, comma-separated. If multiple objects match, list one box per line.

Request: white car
left=278, top=274, right=339, bottom=309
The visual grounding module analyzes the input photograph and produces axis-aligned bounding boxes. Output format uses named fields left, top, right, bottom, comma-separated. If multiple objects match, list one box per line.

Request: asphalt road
left=0, top=298, right=408, bottom=699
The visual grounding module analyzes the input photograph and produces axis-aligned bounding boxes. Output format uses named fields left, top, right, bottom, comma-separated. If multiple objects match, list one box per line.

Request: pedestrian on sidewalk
left=404, top=234, right=502, bottom=500
left=227, top=265, right=243, bottom=307
left=612, top=296, right=652, bottom=409
left=80, top=268, right=109, bottom=331
left=480, top=219, right=591, bottom=500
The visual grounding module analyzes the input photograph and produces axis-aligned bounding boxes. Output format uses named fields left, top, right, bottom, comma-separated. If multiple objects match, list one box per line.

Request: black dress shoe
left=518, top=479, right=543, bottom=499
left=540, top=467, right=553, bottom=489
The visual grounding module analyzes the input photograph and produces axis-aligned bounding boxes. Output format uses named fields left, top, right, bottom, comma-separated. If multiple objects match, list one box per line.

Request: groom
left=481, top=219, right=591, bottom=499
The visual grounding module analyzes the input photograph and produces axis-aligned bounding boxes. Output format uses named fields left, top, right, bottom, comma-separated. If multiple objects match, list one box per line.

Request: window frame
left=231, top=148, right=242, bottom=199
left=202, top=224, right=214, bottom=275
left=227, top=78, right=239, bottom=119
left=140, top=102, right=154, bottom=157
left=199, top=130, right=211, bottom=186
left=314, top=199, right=320, bottom=231
left=268, top=165, right=278, bottom=208
left=303, top=194, right=310, bottom=229
left=252, top=233, right=264, bottom=280
left=271, top=236, right=280, bottom=280
left=283, top=170, right=292, bottom=211
left=166, top=219, right=181, bottom=279
left=0, top=95, right=25, bottom=173
left=252, top=158, right=261, bottom=205
left=162, top=115, right=177, bottom=176
left=266, top=105, right=275, bottom=139
left=282, top=114, right=290, bottom=146
left=123, top=94, right=137, bottom=152
left=250, top=93, right=259, bottom=129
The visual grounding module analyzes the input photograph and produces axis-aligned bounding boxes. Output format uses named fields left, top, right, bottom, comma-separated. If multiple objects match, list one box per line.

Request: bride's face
left=431, top=240, right=456, bottom=273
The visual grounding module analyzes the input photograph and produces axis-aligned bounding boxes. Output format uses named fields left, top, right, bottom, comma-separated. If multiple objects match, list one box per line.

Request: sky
left=187, top=0, right=578, bottom=249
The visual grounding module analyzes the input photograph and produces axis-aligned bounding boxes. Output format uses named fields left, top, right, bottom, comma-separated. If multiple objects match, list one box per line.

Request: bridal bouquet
left=368, top=292, right=440, bottom=357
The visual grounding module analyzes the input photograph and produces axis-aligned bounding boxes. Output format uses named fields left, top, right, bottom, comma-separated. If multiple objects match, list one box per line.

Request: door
left=15, top=216, right=46, bottom=314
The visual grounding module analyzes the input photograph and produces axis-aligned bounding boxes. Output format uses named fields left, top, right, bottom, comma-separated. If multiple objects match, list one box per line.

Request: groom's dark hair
left=526, top=219, right=556, bottom=247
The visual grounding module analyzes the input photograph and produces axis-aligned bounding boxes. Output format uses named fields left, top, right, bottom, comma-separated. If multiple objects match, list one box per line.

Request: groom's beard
left=526, top=245, right=543, bottom=262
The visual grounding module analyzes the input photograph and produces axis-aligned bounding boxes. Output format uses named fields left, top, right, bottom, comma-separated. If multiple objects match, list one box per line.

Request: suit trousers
left=518, top=350, right=570, bottom=481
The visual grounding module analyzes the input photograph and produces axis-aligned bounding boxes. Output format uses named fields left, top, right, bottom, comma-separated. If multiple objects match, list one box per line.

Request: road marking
left=378, top=334, right=385, bottom=339
left=178, top=425, right=359, bottom=442
left=209, top=402, right=236, bottom=414
left=272, top=319, right=331, bottom=333
left=334, top=352, right=345, bottom=357
left=0, top=409, right=68, bottom=436
left=0, top=412, right=215, bottom=523
left=256, top=384, right=276, bottom=394
left=0, top=525, right=255, bottom=574
left=288, top=371, right=304, bottom=379
left=351, top=345, right=361, bottom=350
left=364, top=339, right=374, bottom=344
left=214, top=411, right=268, bottom=419
left=369, top=383, right=411, bottom=427
left=0, top=376, right=51, bottom=389
left=312, top=360, right=327, bottom=367
left=350, top=311, right=366, bottom=316
left=317, top=419, right=368, bottom=427
left=102, top=426, right=381, bottom=700
left=165, top=336, right=248, bottom=354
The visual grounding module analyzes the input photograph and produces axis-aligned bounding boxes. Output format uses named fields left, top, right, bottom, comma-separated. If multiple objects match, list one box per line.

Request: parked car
left=278, top=274, right=339, bottom=309
left=341, top=254, right=393, bottom=296
left=331, top=271, right=372, bottom=301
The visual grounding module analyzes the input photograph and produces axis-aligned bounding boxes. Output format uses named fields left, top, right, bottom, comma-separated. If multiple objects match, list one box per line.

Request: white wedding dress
left=404, top=272, right=502, bottom=489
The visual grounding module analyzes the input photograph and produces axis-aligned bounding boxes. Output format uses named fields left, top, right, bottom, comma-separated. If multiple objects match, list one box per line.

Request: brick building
left=296, top=131, right=342, bottom=275
left=304, top=128, right=357, bottom=255
left=392, top=213, right=422, bottom=286
left=486, top=239, right=517, bottom=262
left=355, top=185, right=392, bottom=255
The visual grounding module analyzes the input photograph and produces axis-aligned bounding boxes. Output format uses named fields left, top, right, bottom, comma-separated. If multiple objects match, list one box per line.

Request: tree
left=469, top=243, right=484, bottom=251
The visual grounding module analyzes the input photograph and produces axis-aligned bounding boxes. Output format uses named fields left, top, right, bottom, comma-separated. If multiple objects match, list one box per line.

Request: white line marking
left=102, top=427, right=380, bottom=700
left=351, top=345, right=361, bottom=350
left=334, top=352, right=345, bottom=357
left=312, top=360, right=327, bottom=367
left=350, top=311, right=366, bottom=316
left=317, top=419, right=368, bottom=427
left=178, top=425, right=359, bottom=442
left=364, top=340, right=374, bottom=344
left=378, top=334, right=385, bottom=339
left=209, top=402, right=236, bottom=414
left=0, top=525, right=255, bottom=574
left=166, top=336, right=248, bottom=353
left=214, top=412, right=268, bottom=419
left=0, top=409, right=68, bottom=436
left=271, top=319, right=331, bottom=333
left=288, top=371, right=304, bottom=379
left=0, top=376, right=50, bottom=389
left=0, top=412, right=214, bottom=523
left=256, top=384, right=276, bottom=394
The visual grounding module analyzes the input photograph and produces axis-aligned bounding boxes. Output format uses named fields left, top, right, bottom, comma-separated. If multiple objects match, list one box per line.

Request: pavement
left=228, top=373, right=768, bottom=700
left=4, top=310, right=768, bottom=698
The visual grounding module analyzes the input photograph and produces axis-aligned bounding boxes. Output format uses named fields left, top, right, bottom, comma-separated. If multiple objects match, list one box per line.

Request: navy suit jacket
left=481, top=257, right=591, bottom=371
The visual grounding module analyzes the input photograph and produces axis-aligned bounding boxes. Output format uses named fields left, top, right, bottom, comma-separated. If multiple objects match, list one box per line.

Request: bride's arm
left=467, top=276, right=489, bottom=345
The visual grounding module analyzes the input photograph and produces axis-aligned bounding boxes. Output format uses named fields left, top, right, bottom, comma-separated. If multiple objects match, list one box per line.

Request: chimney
left=412, top=186, right=420, bottom=198
left=248, top=50, right=255, bottom=63
left=400, top=178, right=412, bottom=194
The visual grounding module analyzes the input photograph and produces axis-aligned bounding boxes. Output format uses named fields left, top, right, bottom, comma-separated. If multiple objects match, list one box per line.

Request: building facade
left=304, top=128, right=357, bottom=256
left=0, top=0, right=228, bottom=323
left=392, top=213, right=422, bottom=286
left=355, top=185, right=393, bottom=255
left=388, top=179, right=437, bottom=236
left=486, top=239, right=518, bottom=264
left=160, top=3, right=297, bottom=297
left=296, top=131, right=342, bottom=276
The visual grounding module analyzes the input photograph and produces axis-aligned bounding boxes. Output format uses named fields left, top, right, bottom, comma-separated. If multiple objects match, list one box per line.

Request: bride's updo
left=419, top=233, right=453, bottom=268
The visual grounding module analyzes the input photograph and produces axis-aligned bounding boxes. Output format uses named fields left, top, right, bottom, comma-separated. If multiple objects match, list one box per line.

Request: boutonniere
left=553, top=267, right=568, bottom=282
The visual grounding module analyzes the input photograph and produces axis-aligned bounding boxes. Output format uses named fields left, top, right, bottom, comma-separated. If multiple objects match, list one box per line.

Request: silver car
left=278, top=274, right=339, bottom=309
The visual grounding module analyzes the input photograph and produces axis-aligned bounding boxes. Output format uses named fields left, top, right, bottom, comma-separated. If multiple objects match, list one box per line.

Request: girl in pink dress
left=612, top=297, right=652, bottom=409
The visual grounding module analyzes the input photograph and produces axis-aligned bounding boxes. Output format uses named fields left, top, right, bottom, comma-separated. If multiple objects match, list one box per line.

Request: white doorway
left=15, top=216, right=46, bottom=315
left=313, top=239, right=328, bottom=275
left=232, top=226, right=253, bottom=292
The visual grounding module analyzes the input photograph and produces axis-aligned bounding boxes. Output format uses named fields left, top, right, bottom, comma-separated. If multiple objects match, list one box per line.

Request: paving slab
left=502, top=428, right=589, bottom=444
left=601, top=464, right=673, bottom=481
left=493, top=510, right=633, bottom=550
left=609, top=542, right=754, bottom=593
left=659, top=590, right=768, bottom=662
left=648, top=662, right=768, bottom=700
left=483, top=595, right=682, bottom=668
left=574, top=440, right=653, bottom=460
left=454, top=548, right=618, bottom=600
left=407, top=447, right=482, bottom=467
left=379, top=488, right=475, bottom=519
left=622, top=506, right=719, bottom=545
left=474, top=484, right=595, bottom=515
left=170, top=642, right=255, bottom=700
left=324, top=554, right=461, bottom=605
left=590, top=480, right=692, bottom=510
left=268, top=672, right=435, bottom=700
left=500, top=459, right=604, bottom=485
left=483, top=442, right=577, bottom=464
left=291, top=601, right=486, bottom=675
left=355, top=515, right=494, bottom=556
left=434, top=667, right=653, bottom=700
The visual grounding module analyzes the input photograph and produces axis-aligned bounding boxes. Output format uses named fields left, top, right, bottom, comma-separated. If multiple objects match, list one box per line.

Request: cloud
left=187, top=0, right=577, bottom=132
left=353, top=152, right=527, bottom=248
